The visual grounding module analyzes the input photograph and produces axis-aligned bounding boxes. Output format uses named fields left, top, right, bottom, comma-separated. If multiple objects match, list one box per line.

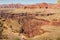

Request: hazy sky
left=0, top=0, right=57, bottom=4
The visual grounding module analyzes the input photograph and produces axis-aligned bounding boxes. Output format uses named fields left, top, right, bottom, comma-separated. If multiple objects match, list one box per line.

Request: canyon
left=0, top=12, right=60, bottom=38
left=0, top=0, right=60, bottom=40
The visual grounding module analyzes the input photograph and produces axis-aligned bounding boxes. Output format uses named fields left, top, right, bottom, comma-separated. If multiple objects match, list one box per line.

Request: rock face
left=21, top=16, right=50, bottom=37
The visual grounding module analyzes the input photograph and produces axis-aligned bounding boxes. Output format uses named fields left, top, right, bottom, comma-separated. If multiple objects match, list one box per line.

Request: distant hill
left=0, top=3, right=59, bottom=8
left=0, top=4, right=24, bottom=8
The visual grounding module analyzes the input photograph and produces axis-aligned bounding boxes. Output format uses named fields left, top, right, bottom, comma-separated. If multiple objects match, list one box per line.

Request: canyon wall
left=0, top=3, right=59, bottom=9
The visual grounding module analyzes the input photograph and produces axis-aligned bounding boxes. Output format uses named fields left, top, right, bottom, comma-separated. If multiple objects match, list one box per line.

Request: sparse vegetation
left=0, top=4, right=60, bottom=40
left=56, top=37, right=60, bottom=40
left=0, top=21, right=4, bottom=39
left=15, top=38, right=21, bottom=40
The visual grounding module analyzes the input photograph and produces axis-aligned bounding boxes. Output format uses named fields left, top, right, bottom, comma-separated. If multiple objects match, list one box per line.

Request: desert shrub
left=15, top=38, right=21, bottom=40
left=35, top=14, right=38, bottom=16
left=38, top=37, right=53, bottom=40
left=0, top=21, right=4, bottom=39
left=10, top=25, right=12, bottom=29
left=56, top=37, right=60, bottom=40
left=0, top=21, right=8, bottom=39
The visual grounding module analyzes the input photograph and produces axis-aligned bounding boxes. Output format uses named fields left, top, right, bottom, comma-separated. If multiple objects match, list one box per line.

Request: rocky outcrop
left=20, top=16, right=50, bottom=37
